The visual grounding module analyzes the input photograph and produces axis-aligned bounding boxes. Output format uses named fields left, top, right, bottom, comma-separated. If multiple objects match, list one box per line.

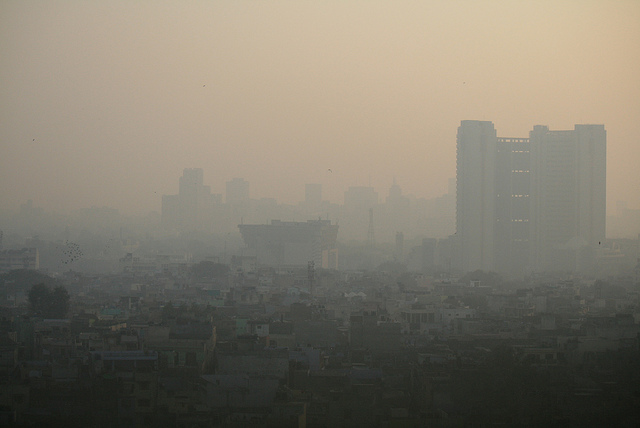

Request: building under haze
left=0, top=248, right=39, bottom=273
left=161, top=168, right=217, bottom=231
left=238, top=219, right=339, bottom=269
left=226, top=178, right=250, bottom=205
left=456, top=121, right=498, bottom=273
left=304, top=183, right=322, bottom=210
left=529, top=124, right=607, bottom=272
left=456, top=120, right=606, bottom=275
left=343, top=186, right=379, bottom=241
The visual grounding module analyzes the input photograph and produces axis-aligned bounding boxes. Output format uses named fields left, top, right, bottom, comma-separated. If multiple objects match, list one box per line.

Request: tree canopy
left=28, top=283, right=70, bottom=318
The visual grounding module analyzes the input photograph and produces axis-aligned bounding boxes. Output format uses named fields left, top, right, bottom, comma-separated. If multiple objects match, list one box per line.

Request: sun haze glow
left=1, top=1, right=638, bottom=215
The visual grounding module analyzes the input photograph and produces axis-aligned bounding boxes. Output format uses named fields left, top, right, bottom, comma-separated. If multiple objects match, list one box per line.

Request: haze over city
left=4, top=3, right=640, bottom=426
left=2, top=1, right=639, bottom=216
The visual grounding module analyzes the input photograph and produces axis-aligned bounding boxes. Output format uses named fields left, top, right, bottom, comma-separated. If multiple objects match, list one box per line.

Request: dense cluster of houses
left=0, top=263, right=639, bottom=426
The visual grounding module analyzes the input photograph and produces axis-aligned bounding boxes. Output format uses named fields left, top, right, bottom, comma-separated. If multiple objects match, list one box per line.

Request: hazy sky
left=1, top=1, right=639, bottom=215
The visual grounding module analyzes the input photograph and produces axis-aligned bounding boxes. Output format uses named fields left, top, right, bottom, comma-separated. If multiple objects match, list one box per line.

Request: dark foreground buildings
left=456, top=120, right=606, bottom=276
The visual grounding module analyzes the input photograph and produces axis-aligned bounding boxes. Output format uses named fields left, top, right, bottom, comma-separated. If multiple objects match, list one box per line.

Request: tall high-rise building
left=494, top=136, right=531, bottom=274
left=343, top=186, right=379, bottom=242
left=226, top=178, right=250, bottom=205
left=162, top=168, right=214, bottom=231
left=529, top=124, right=606, bottom=271
left=456, top=120, right=497, bottom=272
left=456, top=120, right=606, bottom=275
left=305, top=183, right=322, bottom=208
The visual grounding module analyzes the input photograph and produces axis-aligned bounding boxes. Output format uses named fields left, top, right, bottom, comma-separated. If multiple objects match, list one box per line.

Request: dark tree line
left=28, top=283, right=70, bottom=318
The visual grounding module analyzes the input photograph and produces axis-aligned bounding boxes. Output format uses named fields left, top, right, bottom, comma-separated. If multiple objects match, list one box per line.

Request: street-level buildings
left=0, top=248, right=39, bottom=273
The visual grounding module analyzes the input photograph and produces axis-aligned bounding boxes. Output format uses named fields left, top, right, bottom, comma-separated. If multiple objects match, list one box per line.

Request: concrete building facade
left=529, top=124, right=606, bottom=272
left=456, top=121, right=606, bottom=275
left=456, top=120, right=498, bottom=272
left=0, top=248, right=39, bottom=273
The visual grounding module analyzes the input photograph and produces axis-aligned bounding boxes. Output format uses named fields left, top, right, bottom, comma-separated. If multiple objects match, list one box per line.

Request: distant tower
left=226, top=178, right=250, bottom=205
left=162, top=168, right=213, bottom=231
left=387, top=177, right=402, bottom=202
left=395, top=232, right=404, bottom=261
left=367, top=208, right=375, bottom=247
left=456, top=120, right=606, bottom=275
left=305, top=183, right=322, bottom=208
left=456, top=120, right=497, bottom=272
left=308, top=260, right=315, bottom=296
left=529, top=124, right=606, bottom=271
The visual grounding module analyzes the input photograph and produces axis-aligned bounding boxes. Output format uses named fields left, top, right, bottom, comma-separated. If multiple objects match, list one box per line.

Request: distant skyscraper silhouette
left=456, top=121, right=606, bottom=275
left=343, top=186, right=378, bottom=242
left=367, top=207, right=376, bottom=247
left=305, top=183, right=322, bottom=208
left=529, top=124, right=606, bottom=272
left=162, top=168, right=214, bottom=231
left=226, top=178, right=250, bottom=205
left=456, top=120, right=497, bottom=272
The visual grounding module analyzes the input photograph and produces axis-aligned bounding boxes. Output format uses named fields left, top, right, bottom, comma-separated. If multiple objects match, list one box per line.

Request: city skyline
left=1, top=1, right=639, bottom=216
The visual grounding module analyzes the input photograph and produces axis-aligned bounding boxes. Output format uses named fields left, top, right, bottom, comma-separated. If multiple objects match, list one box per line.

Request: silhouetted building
left=305, top=183, right=322, bottom=209
left=529, top=124, right=606, bottom=272
left=343, top=186, right=378, bottom=241
left=161, top=168, right=215, bottom=231
left=226, top=178, right=250, bottom=205
left=456, top=120, right=606, bottom=275
left=238, top=220, right=339, bottom=269
left=456, top=120, right=498, bottom=273
left=0, top=248, right=39, bottom=273
left=494, top=136, right=531, bottom=274
left=395, top=232, right=404, bottom=261
left=344, top=186, right=378, bottom=212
